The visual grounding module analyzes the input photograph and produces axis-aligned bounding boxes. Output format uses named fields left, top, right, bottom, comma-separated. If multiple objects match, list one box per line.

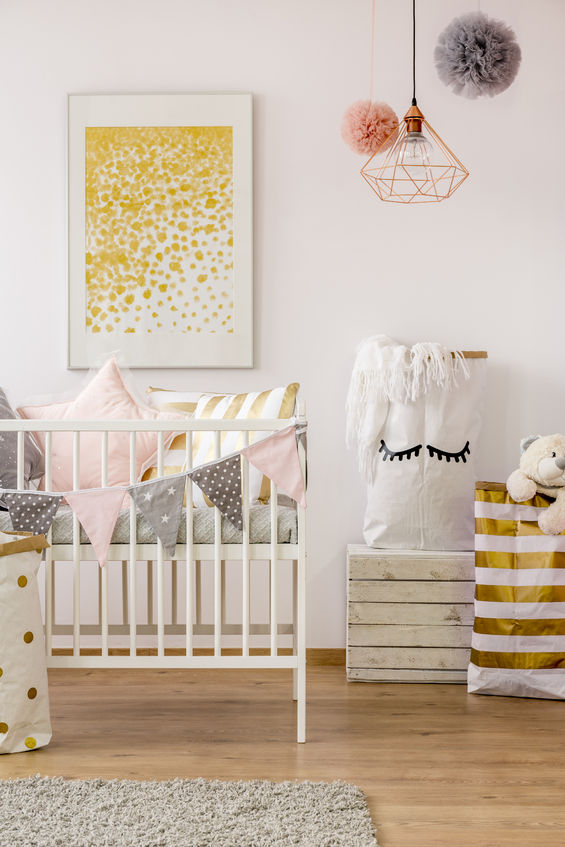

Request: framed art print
left=68, top=93, right=253, bottom=368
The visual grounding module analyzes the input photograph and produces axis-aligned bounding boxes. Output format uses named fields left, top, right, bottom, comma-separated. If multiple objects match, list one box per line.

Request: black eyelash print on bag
left=379, top=440, right=422, bottom=462
left=426, top=441, right=470, bottom=463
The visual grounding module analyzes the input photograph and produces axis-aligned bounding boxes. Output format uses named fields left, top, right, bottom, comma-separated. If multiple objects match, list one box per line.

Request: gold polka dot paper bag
left=0, top=531, right=51, bottom=753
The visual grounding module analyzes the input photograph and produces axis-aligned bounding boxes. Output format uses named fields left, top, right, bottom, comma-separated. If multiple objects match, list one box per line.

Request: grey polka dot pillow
left=0, top=389, right=44, bottom=510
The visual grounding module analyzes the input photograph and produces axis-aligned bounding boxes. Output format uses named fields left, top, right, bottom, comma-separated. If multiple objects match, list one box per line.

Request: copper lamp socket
left=404, top=103, right=424, bottom=134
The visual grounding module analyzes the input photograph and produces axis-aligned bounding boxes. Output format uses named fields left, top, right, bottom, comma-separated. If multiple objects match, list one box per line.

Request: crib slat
left=100, top=431, right=109, bottom=657
left=72, top=431, right=80, bottom=657
left=44, top=431, right=53, bottom=657
left=241, top=433, right=250, bottom=657
left=100, top=568, right=109, bottom=657
left=221, top=560, right=226, bottom=626
left=147, top=561, right=153, bottom=624
left=270, top=480, right=278, bottom=657
left=98, top=567, right=102, bottom=623
left=122, top=562, right=128, bottom=624
left=185, top=431, right=193, bottom=658
left=195, top=561, right=201, bottom=625
left=157, top=431, right=164, bottom=657
left=129, top=431, right=137, bottom=656
left=16, top=431, right=24, bottom=489
left=214, top=430, right=221, bottom=657
left=101, top=430, right=109, bottom=486
left=171, top=560, right=177, bottom=624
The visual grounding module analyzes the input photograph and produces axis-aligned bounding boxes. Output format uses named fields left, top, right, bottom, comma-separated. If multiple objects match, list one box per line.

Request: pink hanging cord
left=369, top=0, right=376, bottom=102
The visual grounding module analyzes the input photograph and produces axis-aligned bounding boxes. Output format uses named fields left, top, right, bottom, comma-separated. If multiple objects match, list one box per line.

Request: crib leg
left=296, top=521, right=306, bottom=743
left=292, top=559, right=298, bottom=701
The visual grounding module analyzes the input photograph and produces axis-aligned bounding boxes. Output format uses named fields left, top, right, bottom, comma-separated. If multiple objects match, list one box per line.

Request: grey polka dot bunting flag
left=189, top=454, right=243, bottom=531
left=4, top=491, right=62, bottom=535
left=129, top=475, right=186, bottom=557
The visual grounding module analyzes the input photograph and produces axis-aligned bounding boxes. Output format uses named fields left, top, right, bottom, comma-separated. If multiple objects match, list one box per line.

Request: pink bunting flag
left=65, top=488, right=126, bottom=567
left=241, top=425, right=306, bottom=508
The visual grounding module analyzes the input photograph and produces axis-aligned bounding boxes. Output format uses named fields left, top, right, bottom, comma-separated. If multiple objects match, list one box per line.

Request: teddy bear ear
left=520, top=434, right=541, bottom=454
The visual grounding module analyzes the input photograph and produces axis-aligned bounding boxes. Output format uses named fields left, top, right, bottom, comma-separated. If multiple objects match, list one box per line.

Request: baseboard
left=51, top=647, right=345, bottom=665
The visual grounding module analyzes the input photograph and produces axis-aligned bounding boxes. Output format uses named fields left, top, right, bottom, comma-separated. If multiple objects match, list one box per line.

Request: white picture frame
left=68, top=93, right=253, bottom=368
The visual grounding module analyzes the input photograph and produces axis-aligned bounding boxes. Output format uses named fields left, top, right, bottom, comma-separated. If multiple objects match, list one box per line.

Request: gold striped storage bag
left=469, top=482, right=565, bottom=698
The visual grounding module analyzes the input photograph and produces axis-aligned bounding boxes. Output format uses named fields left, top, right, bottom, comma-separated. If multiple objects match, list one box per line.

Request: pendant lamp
left=361, top=0, right=469, bottom=204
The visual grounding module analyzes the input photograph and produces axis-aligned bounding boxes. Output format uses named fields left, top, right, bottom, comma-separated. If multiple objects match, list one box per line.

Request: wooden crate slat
left=348, top=601, right=474, bottom=626
left=348, top=624, right=472, bottom=648
left=348, top=556, right=474, bottom=581
left=348, top=668, right=468, bottom=683
left=347, top=545, right=473, bottom=559
left=348, top=646, right=471, bottom=671
left=348, top=580, right=475, bottom=604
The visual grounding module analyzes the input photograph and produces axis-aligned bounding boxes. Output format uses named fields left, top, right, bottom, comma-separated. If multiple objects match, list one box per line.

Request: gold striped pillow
left=145, top=387, right=200, bottom=416
left=144, top=384, right=299, bottom=505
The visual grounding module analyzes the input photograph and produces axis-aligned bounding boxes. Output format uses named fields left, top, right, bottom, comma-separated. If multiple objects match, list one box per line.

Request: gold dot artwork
left=85, top=126, right=234, bottom=336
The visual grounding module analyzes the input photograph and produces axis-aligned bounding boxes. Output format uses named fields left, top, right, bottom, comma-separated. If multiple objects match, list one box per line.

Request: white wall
left=1, top=0, right=563, bottom=646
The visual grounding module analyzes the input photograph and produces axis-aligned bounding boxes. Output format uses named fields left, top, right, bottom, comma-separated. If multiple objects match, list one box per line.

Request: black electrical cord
left=412, top=0, right=417, bottom=106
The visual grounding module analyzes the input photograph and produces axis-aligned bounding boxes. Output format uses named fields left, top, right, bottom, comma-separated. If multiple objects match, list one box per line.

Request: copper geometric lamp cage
left=361, top=0, right=469, bottom=204
left=361, top=103, right=469, bottom=203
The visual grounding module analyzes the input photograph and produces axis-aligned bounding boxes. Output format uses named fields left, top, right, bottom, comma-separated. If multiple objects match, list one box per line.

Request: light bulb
left=398, top=131, right=434, bottom=181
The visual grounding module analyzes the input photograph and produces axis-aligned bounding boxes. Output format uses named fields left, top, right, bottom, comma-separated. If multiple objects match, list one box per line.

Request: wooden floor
left=1, top=667, right=564, bottom=846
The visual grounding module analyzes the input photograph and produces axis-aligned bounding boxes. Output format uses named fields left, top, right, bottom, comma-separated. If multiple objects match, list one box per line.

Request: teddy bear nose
left=556, top=457, right=565, bottom=471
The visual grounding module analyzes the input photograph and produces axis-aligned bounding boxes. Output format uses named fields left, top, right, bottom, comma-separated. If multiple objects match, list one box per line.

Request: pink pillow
left=18, top=358, right=183, bottom=492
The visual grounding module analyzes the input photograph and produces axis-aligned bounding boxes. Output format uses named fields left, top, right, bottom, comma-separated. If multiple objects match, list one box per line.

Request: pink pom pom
left=341, top=100, right=399, bottom=156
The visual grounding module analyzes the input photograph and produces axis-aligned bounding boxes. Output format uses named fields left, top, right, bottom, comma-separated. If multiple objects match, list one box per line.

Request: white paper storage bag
left=346, top=336, right=487, bottom=551
left=0, top=531, right=51, bottom=754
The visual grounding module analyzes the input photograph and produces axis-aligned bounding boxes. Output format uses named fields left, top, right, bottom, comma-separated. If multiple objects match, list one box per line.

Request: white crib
left=0, top=413, right=307, bottom=742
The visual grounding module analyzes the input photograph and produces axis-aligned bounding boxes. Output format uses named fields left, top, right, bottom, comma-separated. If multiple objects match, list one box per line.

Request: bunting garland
left=296, top=425, right=308, bottom=488
left=4, top=491, right=63, bottom=536
left=189, top=454, right=243, bottom=530
left=128, top=473, right=186, bottom=557
left=0, top=425, right=306, bottom=562
left=242, top=425, right=307, bottom=508
left=65, top=488, right=126, bottom=567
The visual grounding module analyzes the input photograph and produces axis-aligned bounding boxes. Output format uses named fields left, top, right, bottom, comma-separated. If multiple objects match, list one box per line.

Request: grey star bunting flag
left=129, top=474, right=186, bottom=556
left=4, top=491, right=63, bottom=535
left=189, top=454, right=243, bottom=530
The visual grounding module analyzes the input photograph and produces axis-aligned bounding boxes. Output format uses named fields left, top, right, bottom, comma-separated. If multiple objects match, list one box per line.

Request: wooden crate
left=347, top=545, right=475, bottom=683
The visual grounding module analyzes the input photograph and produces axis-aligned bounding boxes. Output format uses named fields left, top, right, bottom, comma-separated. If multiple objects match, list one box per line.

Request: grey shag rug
left=0, top=775, right=378, bottom=847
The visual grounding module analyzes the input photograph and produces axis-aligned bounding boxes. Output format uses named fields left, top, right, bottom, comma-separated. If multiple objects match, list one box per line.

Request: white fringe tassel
left=346, top=335, right=470, bottom=480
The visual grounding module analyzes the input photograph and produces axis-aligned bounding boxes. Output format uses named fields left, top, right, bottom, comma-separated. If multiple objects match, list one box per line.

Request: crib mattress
left=0, top=504, right=298, bottom=546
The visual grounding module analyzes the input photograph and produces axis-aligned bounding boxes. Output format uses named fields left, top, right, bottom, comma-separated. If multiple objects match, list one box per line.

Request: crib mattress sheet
left=0, top=504, right=298, bottom=546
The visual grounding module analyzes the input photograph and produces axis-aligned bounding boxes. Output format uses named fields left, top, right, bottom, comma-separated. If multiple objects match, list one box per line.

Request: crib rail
left=1, top=411, right=307, bottom=741
left=1, top=419, right=300, bottom=432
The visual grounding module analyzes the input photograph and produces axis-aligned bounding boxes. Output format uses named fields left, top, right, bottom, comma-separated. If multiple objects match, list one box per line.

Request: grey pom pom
left=435, top=11, right=521, bottom=99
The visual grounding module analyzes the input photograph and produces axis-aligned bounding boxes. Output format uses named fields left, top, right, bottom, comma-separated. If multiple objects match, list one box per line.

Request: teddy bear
left=506, top=434, right=565, bottom=534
